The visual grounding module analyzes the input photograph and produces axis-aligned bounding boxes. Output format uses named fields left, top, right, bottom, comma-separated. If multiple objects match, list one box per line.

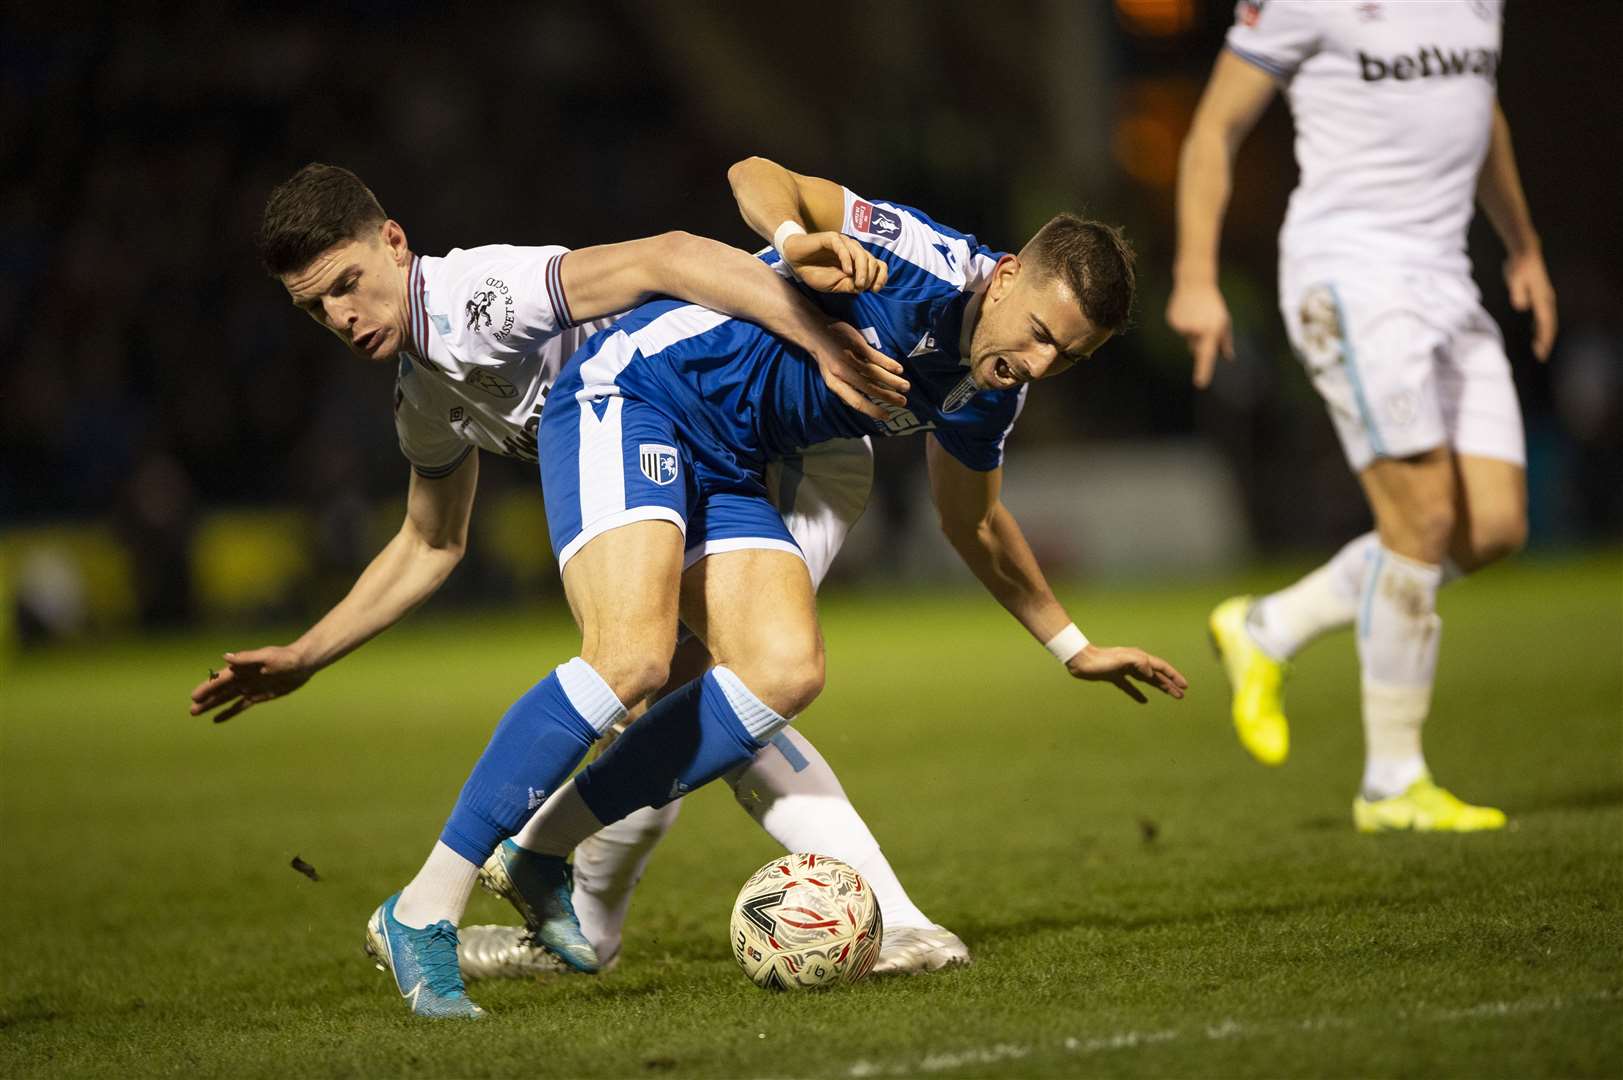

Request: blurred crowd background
left=2, top=1, right=1619, bottom=644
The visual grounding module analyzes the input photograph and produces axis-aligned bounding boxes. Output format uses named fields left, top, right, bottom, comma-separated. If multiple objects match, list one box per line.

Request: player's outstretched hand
left=782, top=231, right=890, bottom=295
left=813, top=321, right=911, bottom=421
left=1166, top=281, right=1235, bottom=389
left=1065, top=644, right=1189, bottom=705
left=1504, top=248, right=1558, bottom=361
left=189, top=645, right=313, bottom=723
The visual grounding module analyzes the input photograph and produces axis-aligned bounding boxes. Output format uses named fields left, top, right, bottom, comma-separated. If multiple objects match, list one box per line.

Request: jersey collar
left=404, top=254, right=431, bottom=363
left=932, top=291, right=975, bottom=369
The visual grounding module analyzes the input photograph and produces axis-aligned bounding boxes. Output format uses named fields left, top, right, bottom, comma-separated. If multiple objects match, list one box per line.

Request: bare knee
left=1455, top=510, right=1528, bottom=572
left=1386, top=503, right=1457, bottom=565
left=580, top=643, right=672, bottom=708
left=726, top=638, right=825, bottom=719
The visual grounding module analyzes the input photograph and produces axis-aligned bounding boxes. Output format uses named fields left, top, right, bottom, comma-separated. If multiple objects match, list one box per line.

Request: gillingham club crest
left=639, top=443, right=679, bottom=486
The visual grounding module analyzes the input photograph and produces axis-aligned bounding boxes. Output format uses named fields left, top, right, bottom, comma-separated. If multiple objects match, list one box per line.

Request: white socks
left=395, top=841, right=479, bottom=929
left=728, top=727, right=933, bottom=930
left=514, top=779, right=604, bottom=857
left=572, top=802, right=683, bottom=964
left=1248, top=530, right=1462, bottom=661
left=1356, top=546, right=1443, bottom=800
left=568, top=725, right=937, bottom=961
left=1247, top=533, right=1379, bottom=660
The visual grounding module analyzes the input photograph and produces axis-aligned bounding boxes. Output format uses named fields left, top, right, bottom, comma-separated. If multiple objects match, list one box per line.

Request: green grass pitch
left=3, top=554, right=1620, bottom=1078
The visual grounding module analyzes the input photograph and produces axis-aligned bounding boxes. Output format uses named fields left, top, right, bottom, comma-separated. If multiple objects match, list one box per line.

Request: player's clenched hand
left=811, top=321, right=911, bottom=421
left=1166, top=282, right=1235, bottom=389
left=782, top=231, right=889, bottom=295
left=1504, top=248, right=1558, bottom=362
left=1065, top=644, right=1189, bottom=704
left=188, top=645, right=313, bottom=723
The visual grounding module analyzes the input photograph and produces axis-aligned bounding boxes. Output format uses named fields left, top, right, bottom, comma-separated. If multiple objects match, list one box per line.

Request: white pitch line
left=842, top=990, right=1621, bottom=1077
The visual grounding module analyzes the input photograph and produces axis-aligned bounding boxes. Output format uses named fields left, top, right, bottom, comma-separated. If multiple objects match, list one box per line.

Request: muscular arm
left=927, top=438, right=1071, bottom=644
left=926, top=439, right=1186, bottom=703
left=728, top=157, right=848, bottom=239
left=1476, top=102, right=1558, bottom=360
left=1167, top=50, right=1278, bottom=387
left=188, top=453, right=479, bottom=721
left=727, top=156, right=889, bottom=295
left=560, top=230, right=904, bottom=412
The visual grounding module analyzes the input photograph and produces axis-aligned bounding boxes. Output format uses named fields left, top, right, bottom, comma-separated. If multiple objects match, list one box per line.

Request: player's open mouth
left=355, top=329, right=380, bottom=353
left=994, top=357, right=1016, bottom=386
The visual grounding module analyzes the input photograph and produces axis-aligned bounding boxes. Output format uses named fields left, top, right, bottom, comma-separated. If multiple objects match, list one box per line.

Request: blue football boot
left=364, top=893, right=487, bottom=1019
left=478, top=840, right=600, bottom=973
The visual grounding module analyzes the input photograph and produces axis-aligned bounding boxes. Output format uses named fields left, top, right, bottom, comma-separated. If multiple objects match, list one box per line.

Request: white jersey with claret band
left=393, top=245, right=612, bottom=478
left=388, top=241, right=879, bottom=565
left=1227, top=0, right=1502, bottom=277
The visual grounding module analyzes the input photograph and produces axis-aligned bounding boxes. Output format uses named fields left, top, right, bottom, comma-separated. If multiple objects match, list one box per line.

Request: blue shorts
left=539, top=391, right=801, bottom=572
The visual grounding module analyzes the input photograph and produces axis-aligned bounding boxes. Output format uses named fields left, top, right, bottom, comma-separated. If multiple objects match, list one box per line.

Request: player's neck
left=396, top=251, right=415, bottom=349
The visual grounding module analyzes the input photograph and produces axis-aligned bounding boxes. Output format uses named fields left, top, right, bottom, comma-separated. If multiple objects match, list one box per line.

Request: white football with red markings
left=729, top=852, right=883, bottom=991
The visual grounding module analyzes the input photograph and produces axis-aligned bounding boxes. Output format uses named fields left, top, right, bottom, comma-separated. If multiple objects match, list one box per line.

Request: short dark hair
left=256, top=163, right=387, bottom=277
left=1021, top=214, right=1137, bottom=333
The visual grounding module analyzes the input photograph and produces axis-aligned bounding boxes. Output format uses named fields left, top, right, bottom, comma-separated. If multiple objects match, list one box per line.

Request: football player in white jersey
left=1167, top=0, right=1557, bottom=830
left=188, top=164, right=964, bottom=1014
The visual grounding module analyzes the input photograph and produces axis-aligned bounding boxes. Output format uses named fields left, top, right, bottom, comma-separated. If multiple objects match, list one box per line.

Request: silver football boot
left=457, top=924, right=570, bottom=981
left=871, top=925, right=972, bottom=975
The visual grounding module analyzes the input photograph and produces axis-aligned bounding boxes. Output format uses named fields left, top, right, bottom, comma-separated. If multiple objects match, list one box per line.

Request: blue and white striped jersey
left=557, top=189, right=1026, bottom=480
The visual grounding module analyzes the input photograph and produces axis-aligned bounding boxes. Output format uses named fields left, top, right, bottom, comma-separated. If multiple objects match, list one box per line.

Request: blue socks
left=440, top=658, right=626, bottom=864
left=575, top=667, right=783, bottom=826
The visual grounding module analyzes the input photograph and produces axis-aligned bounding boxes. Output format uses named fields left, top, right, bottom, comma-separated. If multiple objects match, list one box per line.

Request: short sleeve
left=931, top=386, right=1028, bottom=472
left=839, top=189, right=985, bottom=295
left=438, top=244, right=575, bottom=353
left=1225, top=1, right=1320, bottom=79
left=394, top=370, right=473, bottom=478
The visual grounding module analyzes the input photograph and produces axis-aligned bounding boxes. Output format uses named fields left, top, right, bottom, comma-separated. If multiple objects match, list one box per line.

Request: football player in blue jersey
left=391, top=158, right=1188, bottom=1016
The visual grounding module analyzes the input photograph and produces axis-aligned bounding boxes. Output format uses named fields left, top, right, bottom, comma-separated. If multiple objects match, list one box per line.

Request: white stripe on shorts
left=577, top=332, right=637, bottom=402
left=577, top=395, right=626, bottom=527
left=559, top=506, right=686, bottom=572
left=681, top=537, right=806, bottom=572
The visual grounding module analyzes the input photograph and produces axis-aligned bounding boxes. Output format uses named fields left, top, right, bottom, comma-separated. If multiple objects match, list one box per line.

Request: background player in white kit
left=188, top=165, right=965, bottom=1010
left=1168, top=1, right=1557, bottom=830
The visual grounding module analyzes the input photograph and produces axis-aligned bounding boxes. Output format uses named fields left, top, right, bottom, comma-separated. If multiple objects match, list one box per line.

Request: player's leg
left=511, top=512, right=823, bottom=865
left=374, top=387, right=686, bottom=1014
left=1344, top=302, right=1511, bottom=830
left=566, top=634, right=711, bottom=969
left=468, top=381, right=699, bottom=972
left=1449, top=455, right=1527, bottom=572
left=1351, top=446, right=1478, bottom=824
left=1242, top=303, right=1528, bottom=672
left=1216, top=282, right=1444, bottom=767
left=1443, top=307, right=1529, bottom=574
left=1350, top=281, right=1520, bottom=831
left=725, top=442, right=965, bottom=969
left=558, top=442, right=960, bottom=971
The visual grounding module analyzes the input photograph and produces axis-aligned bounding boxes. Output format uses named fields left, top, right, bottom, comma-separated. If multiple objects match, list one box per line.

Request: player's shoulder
left=842, top=188, right=1003, bottom=294
left=428, top=243, right=569, bottom=296
left=423, top=242, right=576, bottom=349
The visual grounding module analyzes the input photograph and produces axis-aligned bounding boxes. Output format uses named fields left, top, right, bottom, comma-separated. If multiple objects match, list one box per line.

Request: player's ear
left=988, top=254, right=1021, bottom=303
left=381, top=219, right=409, bottom=265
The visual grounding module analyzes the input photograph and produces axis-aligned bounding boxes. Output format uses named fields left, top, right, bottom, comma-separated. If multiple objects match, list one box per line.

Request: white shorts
left=764, top=437, right=874, bottom=591
left=1280, top=268, right=1525, bottom=473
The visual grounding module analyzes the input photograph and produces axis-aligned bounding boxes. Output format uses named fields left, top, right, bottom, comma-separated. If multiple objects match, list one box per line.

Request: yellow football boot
left=1353, top=777, right=1507, bottom=833
left=1208, top=595, right=1290, bottom=765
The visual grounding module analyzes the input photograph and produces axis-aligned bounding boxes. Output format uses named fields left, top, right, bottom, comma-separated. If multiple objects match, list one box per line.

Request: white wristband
left=772, top=220, right=807, bottom=260
left=1043, top=623, right=1089, bottom=663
